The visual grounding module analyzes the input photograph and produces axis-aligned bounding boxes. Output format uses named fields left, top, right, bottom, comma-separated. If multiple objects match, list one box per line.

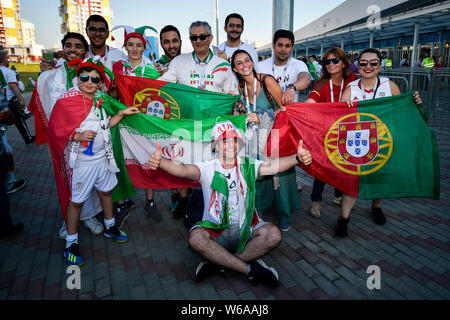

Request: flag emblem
left=324, top=113, right=393, bottom=175
left=133, top=88, right=181, bottom=119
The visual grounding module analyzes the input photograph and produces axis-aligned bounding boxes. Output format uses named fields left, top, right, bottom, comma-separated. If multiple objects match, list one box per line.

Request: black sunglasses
left=79, top=75, right=101, bottom=84
left=87, top=26, right=108, bottom=34
left=189, top=34, right=210, bottom=41
left=358, top=59, right=380, bottom=67
left=323, top=57, right=341, bottom=65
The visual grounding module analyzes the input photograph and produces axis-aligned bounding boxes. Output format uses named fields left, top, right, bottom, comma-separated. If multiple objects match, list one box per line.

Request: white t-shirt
left=88, top=45, right=124, bottom=71
left=76, top=105, right=107, bottom=165
left=348, top=77, right=392, bottom=101
left=0, top=65, right=18, bottom=101
left=257, top=57, right=310, bottom=102
left=160, top=51, right=238, bottom=94
left=217, top=41, right=259, bottom=66
left=195, top=158, right=262, bottom=225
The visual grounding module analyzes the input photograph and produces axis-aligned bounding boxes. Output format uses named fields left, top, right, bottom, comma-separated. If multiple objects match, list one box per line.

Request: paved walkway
left=0, top=100, right=449, bottom=300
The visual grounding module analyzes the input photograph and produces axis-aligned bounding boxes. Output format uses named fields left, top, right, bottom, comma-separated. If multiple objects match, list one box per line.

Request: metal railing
left=297, top=68, right=450, bottom=135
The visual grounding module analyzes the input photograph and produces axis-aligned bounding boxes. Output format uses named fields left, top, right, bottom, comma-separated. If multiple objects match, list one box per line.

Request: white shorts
left=71, top=159, right=117, bottom=204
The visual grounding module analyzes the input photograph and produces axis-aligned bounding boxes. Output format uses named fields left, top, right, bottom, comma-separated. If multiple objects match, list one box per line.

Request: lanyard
left=193, top=50, right=213, bottom=89
left=329, top=78, right=344, bottom=103
left=360, top=76, right=380, bottom=100
left=244, top=77, right=257, bottom=113
left=272, top=57, right=290, bottom=89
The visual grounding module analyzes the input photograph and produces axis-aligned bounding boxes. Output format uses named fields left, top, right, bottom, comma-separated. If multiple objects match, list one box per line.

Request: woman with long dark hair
left=231, top=49, right=299, bottom=232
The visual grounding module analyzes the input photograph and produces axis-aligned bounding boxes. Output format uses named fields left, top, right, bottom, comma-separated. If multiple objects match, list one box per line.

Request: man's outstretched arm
left=259, top=139, right=312, bottom=177
left=148, top=142, right=200, bottom=180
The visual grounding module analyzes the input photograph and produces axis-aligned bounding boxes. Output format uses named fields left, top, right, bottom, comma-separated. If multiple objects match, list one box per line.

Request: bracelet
left=296, top=155, right=302, bottom=164
left=118, top=110, right=123, bottom=117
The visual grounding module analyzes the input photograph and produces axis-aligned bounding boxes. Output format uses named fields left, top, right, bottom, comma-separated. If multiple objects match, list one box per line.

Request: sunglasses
left=189, top=34, right=210, bottom=41
left=87, top=27, right=108, bottom=34
left=323, top=57, right=341, bottom=65
left=359, top=59, right=380, bottom=67
left=79, top=75, right=101, bottom=84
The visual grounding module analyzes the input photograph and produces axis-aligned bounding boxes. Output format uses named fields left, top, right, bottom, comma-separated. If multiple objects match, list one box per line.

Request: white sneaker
left=59, top=222, right=67, bottom=240
left=83, top=217, right=104, bottom=235
left=309, top=201, right=321, bottom=218
left=333, top=196, right=343, bottom=205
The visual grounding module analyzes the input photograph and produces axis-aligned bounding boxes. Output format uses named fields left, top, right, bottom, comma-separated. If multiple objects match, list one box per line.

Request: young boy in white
left=47, top=59, right=138, bottom=266
left=148, top=120, right=312, bottom=287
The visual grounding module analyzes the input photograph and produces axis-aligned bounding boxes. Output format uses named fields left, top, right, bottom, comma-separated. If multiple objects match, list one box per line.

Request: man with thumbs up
left=148, top=120, right=312, bottom=287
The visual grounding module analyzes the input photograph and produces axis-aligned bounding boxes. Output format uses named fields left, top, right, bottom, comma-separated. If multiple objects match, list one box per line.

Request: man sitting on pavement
left=148, top=120, right=312, bottom=287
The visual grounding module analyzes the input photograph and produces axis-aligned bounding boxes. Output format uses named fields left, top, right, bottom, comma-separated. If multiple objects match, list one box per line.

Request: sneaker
left=333, top=196, right=343, bottom=205
left=247, top=259, right=279, bottom=288
left=104, top=225, right=129, bottom=243
left=336, top=217, right=349, bottom=238
left=7, top=179, right=26, bottom=195
left=372, top=206, right=387, bottom=225
left=59, top=222, right=67, bottom=240
left=279, top=221, right=291, bottom=232
left=195, top=261, right=224, bottom=282
left=124, top=199, right=136, bottom=209
left=64, top=243, right=84, bottom=266
left=83, top=217, right=104, bottom=235
left=25, top=136, right=36, bottom=145
left=309, top=201, right=321, bottom=218
left=114, top=203, right=129, bottom=229
left=144, top=201, right=162, bottom=222
left=173, top=198, right=187, bottom=219
left=0, top=223, right=24, bottom=241
left=169, top=192, right=180, bottom=212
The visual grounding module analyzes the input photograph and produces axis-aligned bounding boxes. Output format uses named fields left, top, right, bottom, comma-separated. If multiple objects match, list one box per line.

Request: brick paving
left=0, top=96, right=449, bottom=300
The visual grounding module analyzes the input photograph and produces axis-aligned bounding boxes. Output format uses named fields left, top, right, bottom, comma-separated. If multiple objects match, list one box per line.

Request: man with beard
left=257, top=29, right=310, bottom=105
left=217, top=13, right=258, bottom=65
left=155, top=25, right=182, bottom=76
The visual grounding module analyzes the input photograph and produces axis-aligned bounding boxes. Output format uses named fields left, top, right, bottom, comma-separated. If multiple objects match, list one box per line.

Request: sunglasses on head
left=189, top=34, right=210, bottom=41
left=79, top=75, right=101, bottom=84
left=323, top=57, right=341, bottom=65
left=359, top=59, right=380, bottom=67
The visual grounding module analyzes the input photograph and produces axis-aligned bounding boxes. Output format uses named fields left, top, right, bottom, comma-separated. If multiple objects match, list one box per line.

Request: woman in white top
left=337, top=48, right=422, bottom=237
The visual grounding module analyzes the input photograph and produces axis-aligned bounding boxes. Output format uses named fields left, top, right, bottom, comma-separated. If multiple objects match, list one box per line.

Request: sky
left=20, top=0, right=346, bottom=52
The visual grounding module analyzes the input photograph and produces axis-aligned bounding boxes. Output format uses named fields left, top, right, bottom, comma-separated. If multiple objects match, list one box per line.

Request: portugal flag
left=267, top=93, right=440, bottom=200
left=116, top=75, right=239, bottom=119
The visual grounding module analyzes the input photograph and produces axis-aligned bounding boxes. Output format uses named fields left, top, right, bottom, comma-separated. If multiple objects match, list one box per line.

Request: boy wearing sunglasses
left=47, top=60, right=139, bottom=266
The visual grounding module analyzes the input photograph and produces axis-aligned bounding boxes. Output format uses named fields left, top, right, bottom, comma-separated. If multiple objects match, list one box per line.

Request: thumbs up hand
left=297, top=139, right=312, bottom=166
left=149, top=142, right=162, bottom=170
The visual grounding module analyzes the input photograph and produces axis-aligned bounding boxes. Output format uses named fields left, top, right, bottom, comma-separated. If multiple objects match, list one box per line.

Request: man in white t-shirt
left=0, top=51, right=34, bottom=144
left=160, top=21, right=237, bottom=94
left=148, top=120, right=312, bottom=287
left=217, top=13, right=258, bottom=65
left=257, top=29, right=310, bottom=104
left=85, top=15, right=124, bottom=71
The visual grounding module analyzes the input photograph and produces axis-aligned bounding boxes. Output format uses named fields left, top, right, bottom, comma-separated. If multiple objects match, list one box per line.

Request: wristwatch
left=287, top=84, right=296, bottom=91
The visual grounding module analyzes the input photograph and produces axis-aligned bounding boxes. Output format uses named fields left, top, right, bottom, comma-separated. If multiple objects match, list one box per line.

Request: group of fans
left=0, top=12, right=423, bottom=288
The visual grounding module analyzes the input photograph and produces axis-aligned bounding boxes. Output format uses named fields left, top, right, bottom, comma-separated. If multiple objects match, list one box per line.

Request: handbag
left=0, top=91, right=15, bottom=125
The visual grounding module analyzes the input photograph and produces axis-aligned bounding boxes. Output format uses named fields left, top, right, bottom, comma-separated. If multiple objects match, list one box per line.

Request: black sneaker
left=372, top=206, right=387, bottom=225
left=195, top=261, right=224, bottom=282
left=0, top=223, right=24, bottom=241
left=335, top=217, right=349, bottom=237
left=114, top=203, right=129, bottom=229
left=247, top=259, right=279, bottom=288
left=173, top=197, right=188, bottom=219
left=25, top=136, right=36, bottom=144
left=7, top=179, right=26, bottom=195
left=124, top=199, right=136, bottom=209
left=144, top=200, right=162, bottom=222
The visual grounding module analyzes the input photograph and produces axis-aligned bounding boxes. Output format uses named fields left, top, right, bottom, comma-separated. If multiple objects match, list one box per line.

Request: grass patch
left=10, top=63, right=40, bottom=92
